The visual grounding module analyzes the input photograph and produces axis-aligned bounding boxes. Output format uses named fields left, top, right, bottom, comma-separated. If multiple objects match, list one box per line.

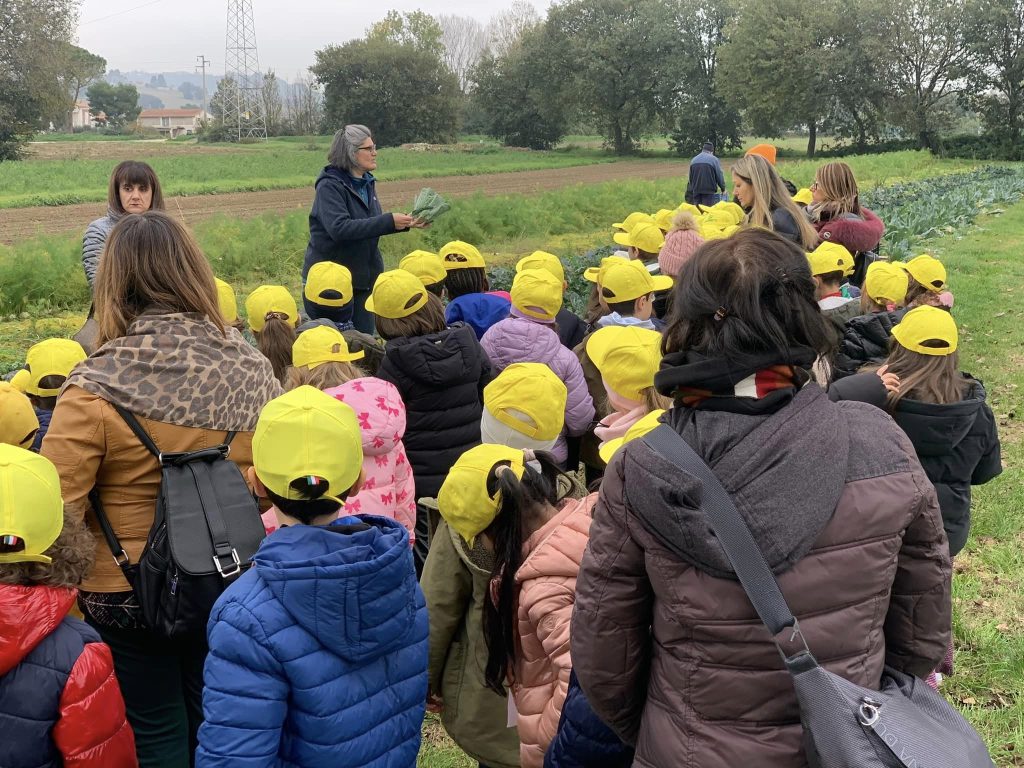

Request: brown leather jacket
left=571, top=387, right=951, bottom=767
left=42, top=385, right=257, bottom=593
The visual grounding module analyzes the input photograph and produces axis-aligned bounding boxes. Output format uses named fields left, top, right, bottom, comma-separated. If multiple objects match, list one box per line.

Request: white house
left=70, top=100, right=103, bottom=130
left=137, top=108, right=209, bottom=137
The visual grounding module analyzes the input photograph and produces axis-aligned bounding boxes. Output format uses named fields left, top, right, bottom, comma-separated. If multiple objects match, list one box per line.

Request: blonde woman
left=808, top=161, right=885, bottom=282
left=731, top=154, right=819, bottom=250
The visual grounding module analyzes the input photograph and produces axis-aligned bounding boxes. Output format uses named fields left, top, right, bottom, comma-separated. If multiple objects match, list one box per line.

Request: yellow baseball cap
left=440, top=240, right=485, bottom=270
left=304, top=262, right=354, bottom=308
left=10, top=369, right=30, bottom=394
left=892, top=306, right=958, bottom=356
left=613, top=222, right=666, bottom=254
left=0, top=383, right=39, bottom=449
left=245, top=286, right=298, bottom=333
left=365, top=269, right=429, bottom=319
left=599, top=259, right=674, bottom=303
left=703, top=202, right=745, bottom=228
left=586, top=326, right=663, bottom=401
left=864, top=262, right=909, bottom=305
left=598, top=409, right=666, bottom=464
left=25, top=339, right=87, bottom=397
left=653, top=209, right=675, bottom=232
left=215, top=278, right=239, bottom=323
left=484, top=363, right=567, bottom=441
left=612, top=212, right=655, bottom=231
left=808, top=242, right=855, bottom=278
left=511, top=269, right=564, bottom=321
left=793, top=188, right=813, bottom=206
left=252, top=386, right=364, bottom=504
left=516, top=251, right=565, bottom=283
left=675, top=203, right=702, bottom=217
left=0, top=445, right=63, bottom=564
left=399, top=250, right=447, bottom=287
left=904, top=254, right=946, bottom=292
left=437, top=444, right=525, bottom=545
left=583, top=255, right=630, bottom=284
left=292, top=326, right=365, bottom=370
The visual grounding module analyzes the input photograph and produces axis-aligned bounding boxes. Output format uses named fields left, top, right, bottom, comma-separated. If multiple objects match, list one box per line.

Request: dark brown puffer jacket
left=571, top=385, right=951, bottom=768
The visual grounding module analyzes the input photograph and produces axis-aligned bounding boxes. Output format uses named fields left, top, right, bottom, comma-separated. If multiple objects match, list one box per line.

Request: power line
left=80, top=0, right=165, bottom=27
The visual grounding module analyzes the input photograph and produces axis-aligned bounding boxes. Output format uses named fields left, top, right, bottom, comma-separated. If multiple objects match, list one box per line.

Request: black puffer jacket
left=893, top=376, right=1002, bottom=556
left=375, top=322, right=492, bottom=498
left=833, top=308, right=908, bottom=378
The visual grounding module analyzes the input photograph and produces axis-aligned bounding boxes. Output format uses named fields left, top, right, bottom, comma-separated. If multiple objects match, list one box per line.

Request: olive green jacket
left=422, top=520, right=521, bottom=768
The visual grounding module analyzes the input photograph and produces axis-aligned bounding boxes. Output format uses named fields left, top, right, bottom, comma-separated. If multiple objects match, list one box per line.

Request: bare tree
left=486, top=1, right=542, bottom=57
left=285, top=72, right=324, bottom=135
left=438, top=14, right=490, bottom=92
left=261, top=69, right=284, bottom=135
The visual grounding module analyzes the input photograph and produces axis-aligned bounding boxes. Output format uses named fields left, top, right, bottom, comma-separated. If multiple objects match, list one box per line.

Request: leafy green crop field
left=0, top=140, right=612, bottom=208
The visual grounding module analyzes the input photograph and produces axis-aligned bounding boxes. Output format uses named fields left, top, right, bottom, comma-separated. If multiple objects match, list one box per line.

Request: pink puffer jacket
left=511, top=494, right=596, bottom=768
left=325, top=378, right=416, bottom=541
left=480, top=315, right=595, bottom=463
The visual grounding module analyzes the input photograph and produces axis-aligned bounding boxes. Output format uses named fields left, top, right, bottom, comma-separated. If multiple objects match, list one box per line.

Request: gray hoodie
left=82, top=209, right=122, bottom=289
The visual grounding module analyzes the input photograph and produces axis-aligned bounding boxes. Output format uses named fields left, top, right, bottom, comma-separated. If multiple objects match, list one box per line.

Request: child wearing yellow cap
left=441, top=240, right=513, bottom=340
left=399, top=250, right=447, bottom=297
left=872, top=306, right=1000, bottom=685
left=833, top=262, right=912, bottom=379
left=0, top=445, right=138, bottom=767
left=22, top=338, right=87, bottom=452
left=0, top=381, right=40, bottom=450
left=197, top=386, right=429, bottom=767
left=435, top=443, right=612, bottom=768
left=807, top=242, right=861, bottom=338
left=515, top=251, right=587, bottom=349
left=283, top=324, right=366, bottom=392
left=369, top=269, right=492, bottom=573
left=902, top=254, right=954, bottom=309
left=480, top=270, right=595, bottom=469
left=245, top=285, right=299, bottom=383
left=587, top=326, right=671, bottom=452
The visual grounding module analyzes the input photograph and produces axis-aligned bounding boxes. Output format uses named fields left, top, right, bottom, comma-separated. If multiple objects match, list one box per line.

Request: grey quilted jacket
left=82, top=210, right=122, bottom=289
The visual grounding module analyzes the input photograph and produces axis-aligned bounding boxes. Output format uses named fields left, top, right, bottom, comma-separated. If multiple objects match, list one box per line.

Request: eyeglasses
left=356, top=144, right=377, bottom=153
left=810, top=181, right=820, bottom=190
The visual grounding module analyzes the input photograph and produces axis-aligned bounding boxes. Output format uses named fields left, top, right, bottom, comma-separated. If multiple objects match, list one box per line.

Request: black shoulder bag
left=90, top=405, right=266, bottom=638
left=641, top=424, right=993, bottom=768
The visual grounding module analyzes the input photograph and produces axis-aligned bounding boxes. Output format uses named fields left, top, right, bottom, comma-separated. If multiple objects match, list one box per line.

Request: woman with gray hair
left=304, top=124, right=427, bottom=333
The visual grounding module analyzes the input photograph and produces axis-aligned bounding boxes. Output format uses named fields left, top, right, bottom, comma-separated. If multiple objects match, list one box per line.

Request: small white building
left=71, top=100, right=103, bottom=130
left=137, top=108, right=209, bottom=137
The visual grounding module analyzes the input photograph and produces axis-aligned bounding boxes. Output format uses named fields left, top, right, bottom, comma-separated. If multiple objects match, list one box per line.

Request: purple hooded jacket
left=480, top=313, right=595, bottom=463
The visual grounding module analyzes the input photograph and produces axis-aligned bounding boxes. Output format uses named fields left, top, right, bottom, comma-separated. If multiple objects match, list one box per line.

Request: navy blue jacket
left=304, top=166, right=399, bottom=291
left=196, top=517, right=429, bottom=768
left=685, top=151, right=726, bottom=199
left=32, top=406, right=51, bottom=452
left=544, top=670, right=634, bottom=768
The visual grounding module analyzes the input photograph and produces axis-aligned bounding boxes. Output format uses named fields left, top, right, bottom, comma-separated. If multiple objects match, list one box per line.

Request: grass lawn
left=0, top=140, right=614, bottom=209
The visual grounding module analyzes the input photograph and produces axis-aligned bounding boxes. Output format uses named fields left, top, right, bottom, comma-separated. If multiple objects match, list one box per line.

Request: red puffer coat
left=0, top=584, right=137, bottom=768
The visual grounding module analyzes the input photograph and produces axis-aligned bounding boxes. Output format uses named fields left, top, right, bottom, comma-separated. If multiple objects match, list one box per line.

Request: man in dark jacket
left=685, top=143, right=726, bottom=206
left=303, top=125, right=422, bottom=334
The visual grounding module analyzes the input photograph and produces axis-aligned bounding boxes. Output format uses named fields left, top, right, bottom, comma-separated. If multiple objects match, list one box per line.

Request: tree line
left=312, top=0, right=1023, bottom=158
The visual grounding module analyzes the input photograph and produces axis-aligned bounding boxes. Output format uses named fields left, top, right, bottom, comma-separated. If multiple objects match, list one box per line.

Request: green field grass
left=0, top=141, right=613, bottom=208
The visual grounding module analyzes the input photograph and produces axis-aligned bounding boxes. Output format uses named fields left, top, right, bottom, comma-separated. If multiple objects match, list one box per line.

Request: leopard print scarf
left=65, top=311, right=282, bottom=431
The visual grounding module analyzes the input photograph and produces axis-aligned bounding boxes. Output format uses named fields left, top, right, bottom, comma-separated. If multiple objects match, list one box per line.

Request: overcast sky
left=77, top=0, right=552, bottom=78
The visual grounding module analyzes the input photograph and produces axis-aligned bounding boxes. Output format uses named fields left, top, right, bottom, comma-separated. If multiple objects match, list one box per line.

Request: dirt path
left=0, top=159, right=686, bottom=245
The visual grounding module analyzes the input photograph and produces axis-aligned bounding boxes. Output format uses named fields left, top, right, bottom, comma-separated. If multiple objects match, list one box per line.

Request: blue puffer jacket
left=445, top=292, right=511, bottom=340
left=196, top=516, right=429, bottom=768
left=544, top=671, right=633, bottom=768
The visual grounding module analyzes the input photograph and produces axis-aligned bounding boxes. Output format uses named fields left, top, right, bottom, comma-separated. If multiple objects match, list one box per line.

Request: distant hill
left=105, top=69, right=292, bottom=108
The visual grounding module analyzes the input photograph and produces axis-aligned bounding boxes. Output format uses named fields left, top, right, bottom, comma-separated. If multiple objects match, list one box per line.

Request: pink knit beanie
left=659, top=228, right=705, bottom=277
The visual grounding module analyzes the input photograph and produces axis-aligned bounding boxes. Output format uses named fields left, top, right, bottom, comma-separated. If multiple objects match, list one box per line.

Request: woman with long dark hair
left=571, top=229, right=952, bottom=768
left=807, top=161, right=885, bottom=284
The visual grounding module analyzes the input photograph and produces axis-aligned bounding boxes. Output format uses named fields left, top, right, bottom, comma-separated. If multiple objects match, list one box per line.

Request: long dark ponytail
left=482, top=451, right=564, bottom=695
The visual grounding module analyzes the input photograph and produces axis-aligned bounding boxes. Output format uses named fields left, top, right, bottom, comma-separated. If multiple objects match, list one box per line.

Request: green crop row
left=0, top=145, right=612, bottom=208
left=1, top=161, right=1020, bottom=320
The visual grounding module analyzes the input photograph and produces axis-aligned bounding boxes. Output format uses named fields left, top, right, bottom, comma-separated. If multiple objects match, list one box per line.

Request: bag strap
left=88, top=488, right=133, bottom=574
left=642, top=425, right=799, bottom=637
left=110, top=404, right=236, bottom=458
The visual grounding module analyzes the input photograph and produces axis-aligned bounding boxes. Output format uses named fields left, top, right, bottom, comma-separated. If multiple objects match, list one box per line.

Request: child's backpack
left=90, top=405, right=265, bottom=638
